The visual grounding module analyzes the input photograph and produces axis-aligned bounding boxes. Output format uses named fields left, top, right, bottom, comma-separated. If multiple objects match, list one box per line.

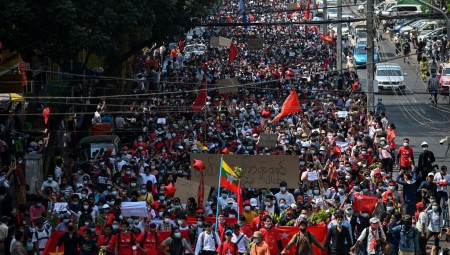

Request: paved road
left=344, top=3, right=450, bottom=253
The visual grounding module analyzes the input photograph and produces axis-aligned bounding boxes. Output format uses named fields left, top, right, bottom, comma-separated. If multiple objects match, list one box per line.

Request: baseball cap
left=369, top=218, right=379, bottom=224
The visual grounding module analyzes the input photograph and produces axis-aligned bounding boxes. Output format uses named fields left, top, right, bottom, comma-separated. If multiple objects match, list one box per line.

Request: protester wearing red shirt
left=259, top=216, right=282, bottom=255
left=111, top=221, right=136, bottom=255
left=397, top=138, right=414, bottom=170
left=216, top=230, right=237, bottom=255
left=250, top=208, right=266, bottom=232
left=96, top=224, right=114, bottom=253
left=238, top=217, right=252, bottom=238
left=136, top=223, right=160, bottom=255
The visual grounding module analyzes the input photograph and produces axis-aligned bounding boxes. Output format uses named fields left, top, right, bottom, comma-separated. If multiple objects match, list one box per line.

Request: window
left=377, top=69, right=402, bottom=76
left=442, top=68, right=450, bottom=76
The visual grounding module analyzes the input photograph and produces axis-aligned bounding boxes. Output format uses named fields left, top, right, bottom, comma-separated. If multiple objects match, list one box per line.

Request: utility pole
left=323, top=0, right=327, bottom=34
left=337, top=0, right=342, bottom=74
left=367, top=0, right=375, bottom=111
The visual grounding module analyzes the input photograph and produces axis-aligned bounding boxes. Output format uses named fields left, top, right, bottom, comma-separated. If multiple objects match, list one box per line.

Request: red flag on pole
left=271, top=91, right=301, bottom=123
left=237, top=181, right=243, bottom=214
left=228, top=43, right=238, bottom=65
left=192, top=85, right=207, bottom=112
left=353, top=193, right=378, bottom=212
left=320, top=34, right=334, bottom=42
left=18, top=58, right=27, bottom=85
left=198, top=171, right=205, bottom=209
left=304, top=0, right=311, bottom=20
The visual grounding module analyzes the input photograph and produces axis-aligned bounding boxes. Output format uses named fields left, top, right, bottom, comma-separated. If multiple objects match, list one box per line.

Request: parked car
left=375, top=63, right=406, bottom=91
left=399, top=19, right=427, bottom=38
left=75, top=135, right=122, bottom=169
left=438, top=63, right=450, bottom=95
left=330, top=22, right=350, bottom=39
left=418, top=27, right=447, bottom=42
left=379, top=4, right=423, bottom=16
left=183, top=44, right=207, bottom=61
left=392, top=19, right=417, bottom=34
left=327, top=8, right=337, bottom=19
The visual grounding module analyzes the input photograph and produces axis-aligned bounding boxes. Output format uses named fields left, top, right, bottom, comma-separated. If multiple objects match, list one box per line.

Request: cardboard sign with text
left=247, top=38, right=264, bottom=49
left=257, top=133, right=278, bottom=148
left=210, top=36, right=232, bottom=48
left=190, top=154, right=299, bottom=188
left=216, top=78, right=239, bottom=93
left=175, top=177, right=212, bottom=204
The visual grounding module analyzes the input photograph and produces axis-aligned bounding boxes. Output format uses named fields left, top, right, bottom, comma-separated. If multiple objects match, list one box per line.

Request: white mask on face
left=280, top=187, right=286, bottom=192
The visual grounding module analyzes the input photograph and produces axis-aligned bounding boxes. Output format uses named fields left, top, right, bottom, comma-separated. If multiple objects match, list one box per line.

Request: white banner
left=121, top=201, right=148, bottom=217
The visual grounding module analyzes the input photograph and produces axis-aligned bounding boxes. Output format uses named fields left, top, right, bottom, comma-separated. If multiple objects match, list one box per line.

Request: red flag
left=192, top=85, right=207, bottom=112
left=277, top=226, right=327, bottom=255
left=237, top=181, right=243, bottom=214
left=271, top=91, right=301, bottom=123
left=198, top=172, right=205, bottom=210
left=353, top=193, right=378, bottom=212
left=43, top=230, right=65, bottom=255
left=228, top=43, right=238, bottom=65
left=304, top=25, right=309, bottom=37
left=304, top=0, right=311, bottom=20
left=320, top=34, right=333, bottom=42
left=18, top=58, right=27, bottom=85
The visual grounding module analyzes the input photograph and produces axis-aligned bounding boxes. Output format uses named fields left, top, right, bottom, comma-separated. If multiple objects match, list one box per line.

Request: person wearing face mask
left=263, top=195, right=279, bottom=215
left=77, top=202, right=95, bottom=227
left=381, top=181, right=397, bottom=205
left=278, top=204, right=297, bottom=226
left=158, top=212, right=175, bottom=231
left=111, top=221, right=136, bottom=255
left=138, top=183, right=154, bottom=208
left=434, top=165, right=450, bottom=208
left=161, top=227, right=194, bottom=255
left=259, top=216, right=282, bottom=255
left=249, top=231, right=269, bottom=255
left=396, top=169, right=418, bottom=216
left=29, top=199, right=46, bottom=221
left=194, top=221, right=221, bottom=255
left=378, top=137, right=394, bottom=174
left=39, top=174, right=59, bottom=195
left=324, top=214, right=353, bottom=254
left=396, top=138, right=414, bottom=171
left=136, top=223, right=160, bottom=255
left=425, top=201, right=443, bottom=255
left=417, top=172, right=438, bottom=201
left=55, top=222, right=79, bottom=255
left=242, top=201, right=257, bottom=225
left=417, top=141, right=435, bottom=179
left=282, top=220, right=324, bottom=255
left=96, top=224, right=114, bottom=254
left=32, top=218, right=51, bottom=255
left=275, top=181, right=296, bottom=205
left=55, top=212, right=71, bottom=231
left=140, top=166, right=157, bottom=186
left=351, top=217, right=386, bottom=255
left=415, top=202, right=428, bottom=254
left=389, top=215, right=419, bottom=255
left=343, top=205, right=358, bottom=241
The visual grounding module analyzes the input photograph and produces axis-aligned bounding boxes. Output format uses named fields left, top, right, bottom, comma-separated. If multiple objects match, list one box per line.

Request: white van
left=375, top=63, right=406, bottom=91
left=379, top=4, right=423, bottom=16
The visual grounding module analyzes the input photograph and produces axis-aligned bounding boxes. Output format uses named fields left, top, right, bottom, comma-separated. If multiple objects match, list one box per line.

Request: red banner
left=277, top=226, right=327, bottom=255
left=353, top=193, right=379, bottom=212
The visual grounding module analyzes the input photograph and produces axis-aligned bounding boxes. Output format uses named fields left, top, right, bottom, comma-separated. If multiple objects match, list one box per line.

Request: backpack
left=362, top=227, right=383, bottom=251
left=200, top=231, right=218, bottom=252
left=233, top=234, right=245, bottom=255
left=35, top=229, right=50, bottom=251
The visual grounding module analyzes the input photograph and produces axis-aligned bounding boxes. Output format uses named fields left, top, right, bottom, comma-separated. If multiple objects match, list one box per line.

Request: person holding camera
left=351, top=217, right=386, bottom=255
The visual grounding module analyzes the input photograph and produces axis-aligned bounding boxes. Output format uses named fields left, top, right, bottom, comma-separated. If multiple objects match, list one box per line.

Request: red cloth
left=260, top=227, right=282, bottom=255
left=19, top=58, right=27, bottom=84
left=192, top=85, right=207, bottom=112
left=228, top=43, right=238, bottom=65
left=353, top=193, right=378, bottom=212
left=398, top=146, right=414, bottom=167
left=304, top=0, right=311, bottom=20
left=42, top=108, right=51, bottom=124
left=217, top=241, right=237, bottom=255
left=271, top=91, right=301, bottom=123
left=277, top=226, right=327, bottom=255
left=319, top=34, right=333, bottom=42
left=43, top=230, right=65, bottom=255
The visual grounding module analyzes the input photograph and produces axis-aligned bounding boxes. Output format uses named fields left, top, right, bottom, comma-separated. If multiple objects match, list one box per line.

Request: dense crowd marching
left=0, top=0, right=449, bottom=255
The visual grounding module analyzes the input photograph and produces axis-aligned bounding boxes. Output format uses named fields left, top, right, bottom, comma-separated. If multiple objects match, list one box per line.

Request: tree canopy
left=0, top=0, right=216, bottom=73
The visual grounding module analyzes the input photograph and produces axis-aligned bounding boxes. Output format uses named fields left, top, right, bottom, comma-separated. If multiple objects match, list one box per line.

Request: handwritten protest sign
left=175, top=178, right=212, bottom=204
left=257, top=133, right=278, bottom=148
left=190, top=154, right=298, bottom=188
left=336, top=111, right=348, bottom=118
left=307, top=171, right=318, bottom=181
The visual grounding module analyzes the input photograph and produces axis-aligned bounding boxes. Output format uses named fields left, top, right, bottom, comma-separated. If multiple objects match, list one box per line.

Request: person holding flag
left=281, top=220, right=325, bottom=255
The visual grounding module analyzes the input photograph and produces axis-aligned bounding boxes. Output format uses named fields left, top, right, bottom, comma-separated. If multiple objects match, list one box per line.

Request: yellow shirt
left=242, top=210, right=258, bottom=225
left=138, top=192, right=154, bottom=207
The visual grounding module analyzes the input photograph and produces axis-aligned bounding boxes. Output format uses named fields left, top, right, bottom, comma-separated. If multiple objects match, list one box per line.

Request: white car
left=327, top=8, right=337, bottom=20
left=375, top=63, right=406, bottom=91
left=330, top=23, right=350, bottom=39
left=183, top=44, right=207, bottom=60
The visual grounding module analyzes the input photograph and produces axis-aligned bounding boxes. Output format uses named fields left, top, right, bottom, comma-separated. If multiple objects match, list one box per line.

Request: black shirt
left=57, top=232, right=80, bottom=255
left=324, top=225, right=353, bottom=253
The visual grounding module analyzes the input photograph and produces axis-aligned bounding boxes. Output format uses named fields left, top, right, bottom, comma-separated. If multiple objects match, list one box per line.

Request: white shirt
left=32, top=227, right=52, bottom=254
left=274, top=191, right=296, bottom=205
left=357, top=227, right=386, bottom=255
left=0, top=223, right=8, bottom=241
left=195, top=231, right=222, bottom=255
left=54, top=166, right=62, bottom=184
left=140, top=173, right=157, bottom=185
left=231, top=233, right=250, bottom=253
left=434, top=172, right=450, bottom=193
left=427, top=210, right=443, bottom=232
left=40, top=180, right=59, bottom=192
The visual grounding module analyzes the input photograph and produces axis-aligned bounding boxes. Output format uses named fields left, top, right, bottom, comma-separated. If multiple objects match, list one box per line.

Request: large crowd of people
left=0, top=0, right=449, bottom=255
